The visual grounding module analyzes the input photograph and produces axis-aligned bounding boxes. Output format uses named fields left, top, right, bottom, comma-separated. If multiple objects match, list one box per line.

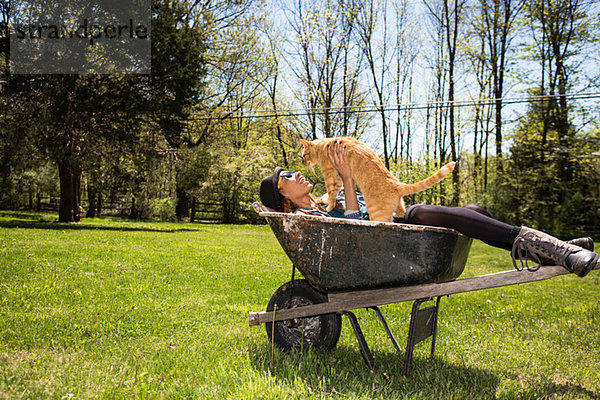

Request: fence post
left=190, top=198, right=196, bottom=223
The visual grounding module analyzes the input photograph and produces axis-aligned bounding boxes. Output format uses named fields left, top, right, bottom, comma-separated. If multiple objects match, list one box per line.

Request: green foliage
left=511, top=112, right=598, bottom=230
left=0, top=160, right=58, bottom=210
left=389, top=158, right=456, bottom=207
left=151, top=0, right=207, bottom=147
left=473, top=101, right=600, bottom=232
left=188, top=120, right=302, bottom=223
left=133, top=197, right=176, bottom=221
left=20, top=164, right=58, bottom=194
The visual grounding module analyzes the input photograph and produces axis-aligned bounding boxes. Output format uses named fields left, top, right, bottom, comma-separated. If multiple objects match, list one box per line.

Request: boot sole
left=577, top=252, right=600, bottom=278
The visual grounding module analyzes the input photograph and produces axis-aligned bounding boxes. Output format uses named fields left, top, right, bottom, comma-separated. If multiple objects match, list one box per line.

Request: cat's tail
left=398, top=162, right=455, bottom=195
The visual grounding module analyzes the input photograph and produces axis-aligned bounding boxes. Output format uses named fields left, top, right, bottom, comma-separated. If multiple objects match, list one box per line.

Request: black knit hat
left=260, top=167, right=285, bottom=212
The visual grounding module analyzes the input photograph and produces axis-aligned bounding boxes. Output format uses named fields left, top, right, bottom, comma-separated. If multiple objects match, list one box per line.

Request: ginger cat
left=300, top=137, right=455, bottom=222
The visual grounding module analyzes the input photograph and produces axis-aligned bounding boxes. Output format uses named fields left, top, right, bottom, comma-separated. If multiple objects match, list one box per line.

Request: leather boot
left=539, top=237, right=594, bottom=265
left=512, top=227, right=599, bottom=277
left=567, top=237, right=594, bottom=251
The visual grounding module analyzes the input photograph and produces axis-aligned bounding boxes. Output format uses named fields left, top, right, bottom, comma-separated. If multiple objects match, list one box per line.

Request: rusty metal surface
left=262, top=212, right=473, bottom=292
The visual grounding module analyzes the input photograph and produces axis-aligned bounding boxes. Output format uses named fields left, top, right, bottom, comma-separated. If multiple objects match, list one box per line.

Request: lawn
left=0, top=211, right=598, bottom=399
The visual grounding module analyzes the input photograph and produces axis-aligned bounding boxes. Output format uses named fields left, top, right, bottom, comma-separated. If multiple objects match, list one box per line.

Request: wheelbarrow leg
left=403, top=297, right=442, bottom=377
left=343, top=311, right=377, bottom=372
left=367, top=306, right=401, bottom=353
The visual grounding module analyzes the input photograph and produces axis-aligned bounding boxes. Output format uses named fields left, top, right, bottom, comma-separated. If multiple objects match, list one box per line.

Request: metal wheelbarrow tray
left=249, top=212, right=599, bottom=375
left=264, top=211, right=472, bottom=291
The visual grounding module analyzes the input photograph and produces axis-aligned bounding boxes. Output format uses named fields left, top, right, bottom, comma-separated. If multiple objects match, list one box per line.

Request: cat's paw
left=444, top=162, right=456, bottom=172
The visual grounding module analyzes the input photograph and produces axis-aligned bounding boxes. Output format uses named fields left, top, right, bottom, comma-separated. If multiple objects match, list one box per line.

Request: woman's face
left=278, top=171, right=313, bottom=200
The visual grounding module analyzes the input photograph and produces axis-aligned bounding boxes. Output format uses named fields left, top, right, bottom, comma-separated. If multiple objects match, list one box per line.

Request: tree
left=482, top=0, right=524, bottom=169
left=356, top=0, right=392, bottom=167
left=151, top=0, right=263, bottom=219
left=524, top=0, right=595, bottom=207
left=442, top=0, right=466, bottom=206
left=257, top=24, right=290, bottom=167
left=424, top=0, right=466, bottom=205
left=504, top=98, right=600, bottom=230
left=392, top=0, right=418, bottom=162
left=2, top=0, right=151, bottom=221
left=339, top=0, right=366, bottom=139
left=0, top=72, right=148, bottom=222
left=284, top=0, right=367, bottom=139
left=150, top=0, right=207, bottom=219
left=464, top=0, right=499, bottom=195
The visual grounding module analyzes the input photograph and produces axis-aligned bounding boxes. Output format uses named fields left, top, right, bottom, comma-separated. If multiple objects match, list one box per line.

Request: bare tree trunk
left=359, top=0, right=390, bottom=168
left=190, top=198, right=196, bottom=223
left=296, top=1, right=319, bottom=139
left=394, top=58, right=401, bottom=161
left=405, top=71, right=414, bottom=163
left=96, top=192, right=102, bottom=215
left=425, top=101, right=432, bottom=167
left=442, top=0, right=464, bottom=206
left=86, top=182, right=97, bottom=218
left=58, top=160, right=81, bottom=223
left=482, top=0, right=523, bottom=170
left=340, top=0, right=362, bottom=138
left=175, top=187, right=190, bottom=220
left=270, top=73, right=289, bottom=167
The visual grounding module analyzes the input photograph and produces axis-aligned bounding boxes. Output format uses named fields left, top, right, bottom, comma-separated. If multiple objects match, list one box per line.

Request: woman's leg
left=440, top=204, right=593, bottom=252
left=404, top=204, right=599, bottom=277
left=404, top=204, right=521, bottom=250
left=462, top=203, right=492, bottom=217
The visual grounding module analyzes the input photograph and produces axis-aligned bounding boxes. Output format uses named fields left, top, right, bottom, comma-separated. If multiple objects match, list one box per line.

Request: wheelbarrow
left=248, top=211, right=596, bottom=375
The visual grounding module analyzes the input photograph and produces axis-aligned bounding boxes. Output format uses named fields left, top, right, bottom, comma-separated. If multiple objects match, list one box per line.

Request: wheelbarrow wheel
left=266, top=279, right=341, bottom=352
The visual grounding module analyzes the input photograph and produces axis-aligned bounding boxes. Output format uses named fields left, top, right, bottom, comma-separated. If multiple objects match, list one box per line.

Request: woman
left=259, top=142, right=599, bottom=277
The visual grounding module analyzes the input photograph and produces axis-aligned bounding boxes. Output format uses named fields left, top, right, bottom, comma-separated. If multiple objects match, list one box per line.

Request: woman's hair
left=282, top=197, right=295, bottom=214
left=281, top=194, right=328, bottom=213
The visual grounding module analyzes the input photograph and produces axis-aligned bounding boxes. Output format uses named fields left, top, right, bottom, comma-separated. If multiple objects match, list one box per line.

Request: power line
left=172, top=91, right=600, bottom=121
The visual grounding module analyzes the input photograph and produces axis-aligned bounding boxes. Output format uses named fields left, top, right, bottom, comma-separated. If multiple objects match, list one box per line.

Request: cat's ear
left=300, top=139, right=309, bottom=147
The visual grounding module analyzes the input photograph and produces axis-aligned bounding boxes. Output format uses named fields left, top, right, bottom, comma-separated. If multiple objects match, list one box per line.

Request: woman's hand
left=327, top=140, right=359, bottom=212
left=327, top=141, right=352, bottom=180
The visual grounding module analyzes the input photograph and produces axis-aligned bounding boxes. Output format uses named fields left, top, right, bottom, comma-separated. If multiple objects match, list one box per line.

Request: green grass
left=0, top=210, right=598, bottom=399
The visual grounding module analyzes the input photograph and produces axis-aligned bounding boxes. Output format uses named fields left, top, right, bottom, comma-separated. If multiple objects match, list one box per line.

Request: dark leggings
left=402, top=204, right=521, bottom=251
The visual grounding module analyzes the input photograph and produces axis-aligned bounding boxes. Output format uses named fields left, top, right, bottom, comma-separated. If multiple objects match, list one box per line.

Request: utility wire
left=165, top=91, right=600, bottom=121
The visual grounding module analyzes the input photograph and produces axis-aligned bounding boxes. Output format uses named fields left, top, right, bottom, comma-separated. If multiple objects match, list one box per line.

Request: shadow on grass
left=249, top=343, right=598, bottom=399
left=249, top=343, right=499, bottom=398
left=0, top=211, right=203, bottom=233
